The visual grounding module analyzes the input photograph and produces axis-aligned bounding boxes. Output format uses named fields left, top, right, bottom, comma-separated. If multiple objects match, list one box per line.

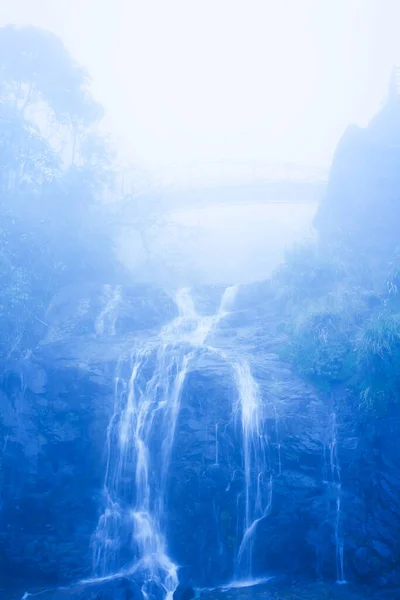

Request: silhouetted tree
left=0, top=25, right=119, bottom=356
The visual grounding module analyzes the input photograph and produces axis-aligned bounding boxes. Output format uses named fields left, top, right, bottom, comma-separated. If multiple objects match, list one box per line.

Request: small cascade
left=91, top=286, right=238, bottom=599
left=214, top=423, right=219, bottom=466
left=95, top=284, right=122, bottom=336
left=326, top=412, right=346, bottom=584
left=213, top=500, right=224, bottom=558
left=272, top=406, right=282, bottom=476
left=232, top=361, right=272, bottom=580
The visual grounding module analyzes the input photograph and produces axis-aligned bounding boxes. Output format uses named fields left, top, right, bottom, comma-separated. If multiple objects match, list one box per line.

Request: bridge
left=123, top=161, right=330, bottom=209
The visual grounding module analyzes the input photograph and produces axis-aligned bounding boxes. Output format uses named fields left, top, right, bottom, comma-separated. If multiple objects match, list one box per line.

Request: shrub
left=281, top=305, right=355, bottom=388
left=357, top=312, right=400, bottom=407
left=273, top=242, right=347, bottom=308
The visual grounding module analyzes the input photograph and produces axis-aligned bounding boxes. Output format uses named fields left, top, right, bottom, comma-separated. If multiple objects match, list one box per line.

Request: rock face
left=310, top=97, right=400, bottom=585
left=0, top=357, right=113, bottom=592
left=0, top=284, right=176, bottom=598
left=1, top=282, right=400, bottom=599
left=314, top=98, right=400, bottom=274
left=17, top=576, right=143, bottom=600
left=337, top=406, right=400, bottom=587
left=166, top=346, right=333, bottom=587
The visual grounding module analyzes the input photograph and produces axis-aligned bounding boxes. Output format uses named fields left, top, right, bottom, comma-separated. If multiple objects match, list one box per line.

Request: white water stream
left=91, top=286, right=241, bottom=599
left=232, top=361, right=272, bottom=579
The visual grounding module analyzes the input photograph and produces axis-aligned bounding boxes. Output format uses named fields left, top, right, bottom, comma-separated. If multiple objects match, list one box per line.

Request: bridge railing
left=147, top=161, right=329, bottom=188
left=117, top=161, right=329, bottom=198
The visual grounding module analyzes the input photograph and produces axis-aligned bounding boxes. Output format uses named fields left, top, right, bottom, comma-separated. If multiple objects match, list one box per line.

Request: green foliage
left=0, top=25, right=102, bottom=125
left=0, top=25, right=121, bottom=358
left=275, top=240, right=400, bottom=410
left=0, top=25, right=173, bottom=360
left=357, top=312, right=400, bottom=407
left=273, top=241, right=346, bottom=308
left=282, top=307, right=354, bottom=386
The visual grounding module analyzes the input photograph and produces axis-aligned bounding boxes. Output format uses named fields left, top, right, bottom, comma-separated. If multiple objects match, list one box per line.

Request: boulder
left=173, top=584, right=195, bottom=600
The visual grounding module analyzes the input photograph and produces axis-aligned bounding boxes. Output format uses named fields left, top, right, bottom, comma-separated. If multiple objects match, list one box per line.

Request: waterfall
left=328, top=412, right=346, bottom=584
left=91, top=286, right=238, bottom=599
left=95, top=284, right=122, bottom=336
left=214, top=423, right=219, bottom=466
left=232, top=361, right=272, bottom=580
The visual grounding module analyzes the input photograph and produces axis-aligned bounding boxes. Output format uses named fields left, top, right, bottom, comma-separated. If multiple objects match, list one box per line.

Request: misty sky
left=2, top=0, right=400, bottom=183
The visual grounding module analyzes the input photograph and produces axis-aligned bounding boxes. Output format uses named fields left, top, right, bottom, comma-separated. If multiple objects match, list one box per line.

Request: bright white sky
left=2, top=0, right=400, bottom=182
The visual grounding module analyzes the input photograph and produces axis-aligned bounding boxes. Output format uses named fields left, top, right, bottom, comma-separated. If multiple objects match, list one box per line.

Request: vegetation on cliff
left=0, top=26, right=161, bottom=358
left=272, top=90, right=400, bottom=413
left=276, top=219, right=400, bottom=410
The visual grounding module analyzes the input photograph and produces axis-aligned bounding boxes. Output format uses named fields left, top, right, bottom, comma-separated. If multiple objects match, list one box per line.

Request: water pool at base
left=198, top=580, right=395, bottom=600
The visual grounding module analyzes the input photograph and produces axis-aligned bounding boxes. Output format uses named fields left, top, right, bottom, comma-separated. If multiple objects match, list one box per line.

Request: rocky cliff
left=4, top=97, right=400, bottom=597
left=314, top=98, right=400, bottom=277
left=0, top=284, right=350, bottom=599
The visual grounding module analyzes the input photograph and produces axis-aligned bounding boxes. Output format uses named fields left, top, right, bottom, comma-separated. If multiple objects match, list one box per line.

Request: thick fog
left=2, top=0, right=399, bottom=169
left=4, top=3, right=400, bottom=600
left=2, top=1, right=400, bottom=284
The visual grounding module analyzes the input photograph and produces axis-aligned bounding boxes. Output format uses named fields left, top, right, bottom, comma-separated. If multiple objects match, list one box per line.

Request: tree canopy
left=0, top=25, right=120, bottom=357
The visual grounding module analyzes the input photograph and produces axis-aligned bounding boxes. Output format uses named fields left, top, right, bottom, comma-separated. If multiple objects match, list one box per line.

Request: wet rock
left=353, top=547, right=373, bottom=576
left=372, top=540, right=393, bottom=560
left=23, top=577, right=143, bottom=600
left=314, top=101, right=400, bottom=269
left=3, top=279, right=400, bottom=597
left=173, top=584, right=196, bottom=600
left=44, top=283, right=177, bottom=343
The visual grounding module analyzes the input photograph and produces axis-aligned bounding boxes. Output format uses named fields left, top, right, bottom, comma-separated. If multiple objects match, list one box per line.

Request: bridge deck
left=137, top=180, right=327, bottom=210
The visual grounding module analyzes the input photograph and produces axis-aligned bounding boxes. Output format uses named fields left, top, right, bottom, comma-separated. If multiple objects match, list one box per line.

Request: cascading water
left=91, top=286, right=238, bottom=599
left=95, top=284, right=122, bottom=336
left=232, top=361, right=272, bottom=581
left=214, top=423, right=219, bottom=466
left=326, top=412, right=346, bottom=584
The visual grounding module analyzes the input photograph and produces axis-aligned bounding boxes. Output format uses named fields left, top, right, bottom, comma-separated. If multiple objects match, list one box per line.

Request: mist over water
left=118, top=201, right=317, bottom=286
left=171, top=202, right=318, bottom=284
left=2, top=4, right=400, bottom=600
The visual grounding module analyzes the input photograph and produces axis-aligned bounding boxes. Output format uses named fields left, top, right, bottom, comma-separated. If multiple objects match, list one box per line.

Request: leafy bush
left=274, top=240, right=400, bottom=408
left=273, top=241, right=347, bottom=308
left=281, top=305, right=355, bottom=388
left=0, top=26, right=121, bottom=358
left=357, top=312, right=400, bottom=408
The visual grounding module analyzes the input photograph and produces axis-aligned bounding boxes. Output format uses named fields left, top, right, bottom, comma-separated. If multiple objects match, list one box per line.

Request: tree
left=0, top=25, right=118, bottom=357
left=0, top=25, right=102, bottom=125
